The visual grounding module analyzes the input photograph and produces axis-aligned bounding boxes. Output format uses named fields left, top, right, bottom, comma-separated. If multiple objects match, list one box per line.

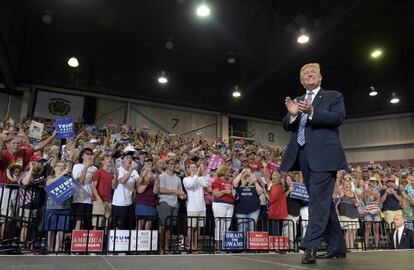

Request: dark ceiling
left=1, top=0, right=414, bottom=120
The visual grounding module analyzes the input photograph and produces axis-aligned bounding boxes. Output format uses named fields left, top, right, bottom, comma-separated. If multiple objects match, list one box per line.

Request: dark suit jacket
left=391, top=227, right=414, bottom=249
left=279, top=89, right=348, bottom=172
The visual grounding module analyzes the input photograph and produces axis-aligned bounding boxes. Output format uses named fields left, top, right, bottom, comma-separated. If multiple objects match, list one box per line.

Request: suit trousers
left=298, top=144, right=346, bottom=252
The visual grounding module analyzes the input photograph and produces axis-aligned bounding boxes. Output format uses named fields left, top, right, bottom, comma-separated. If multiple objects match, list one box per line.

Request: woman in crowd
left=183, top=162, right=210, bottom=251
left=338, top=179, right=360, bottom=250
left=211, top=165, right=235, bottom=250
left=283, top=174, right=302, bottom=247
left=266, top=170, right=287, bottom=236
left=363, top=181, right=381, bottom=249
left=232, top=168, right=263, bottom=233
left=44, top=161, right=72, bottom=252
left=135, top=165, right=159, bottom=230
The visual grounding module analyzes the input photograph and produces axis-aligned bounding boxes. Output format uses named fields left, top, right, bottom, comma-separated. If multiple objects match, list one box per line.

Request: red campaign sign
left=269, top=236, right=289, bottom=250
left=71, top=230, right=104, bottom=252
left=247, top=231, right=269, bottom=250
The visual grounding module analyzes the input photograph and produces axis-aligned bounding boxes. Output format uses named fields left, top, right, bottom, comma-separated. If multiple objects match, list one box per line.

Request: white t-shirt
left=112, top=166, right=139, bottom=206
left=72, top=163, right=98, bottom=204
left=183, top=175, right=210, bottom=211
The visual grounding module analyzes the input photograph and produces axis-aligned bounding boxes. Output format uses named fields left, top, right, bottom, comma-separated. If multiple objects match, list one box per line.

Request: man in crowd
left=391, top=213, right=414, bottom=249
left=380, top=178, right=403, bottom=225
left=158, top=154, right=186, bottom=253
left=18, top=155, right=51, bottom=242
left=72, top=148, right=97, bottom=230
left=112, top=146, right=139, bottom=229
left=92, top=154, right=116, bottom=229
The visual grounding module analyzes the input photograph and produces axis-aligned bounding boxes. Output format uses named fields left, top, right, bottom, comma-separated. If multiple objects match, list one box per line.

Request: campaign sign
left=28, top=120, right=44, bottom=140
left=71, top=230, right=104, bottom=252
left=44, top=175, right=81, bottom=205
left=269, top=236, right=289, bottom=250
left=247, top=231, right=269, bottom=250
left=222, top=231, right=244, bottom=250
left=207, top=155, right=224, bottom=173
left=137, top=230, right=158, bottom=251
left=55, top=118, right=75, bottom=138
left=290, top=182, right=309, bottom=201
left=107, top=230, right=158, bottom=252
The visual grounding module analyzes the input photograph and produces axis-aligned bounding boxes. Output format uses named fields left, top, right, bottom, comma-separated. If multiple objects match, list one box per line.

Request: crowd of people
left=0, top=116, right=413, bottom=253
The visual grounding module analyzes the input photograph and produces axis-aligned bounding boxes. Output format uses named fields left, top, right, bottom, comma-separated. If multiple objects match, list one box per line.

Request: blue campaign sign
left=55, top=118, right=75, bottom=138
left=44, top=175, right=81, bottom=205
left=290, top=182, right=309, bottom=201
left=222, top=231, right=244, bottom=250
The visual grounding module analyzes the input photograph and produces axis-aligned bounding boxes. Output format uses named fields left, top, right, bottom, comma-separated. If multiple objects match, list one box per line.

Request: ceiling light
left=390, top=92, right=399, bottom=104
left=371, top=49, right=382, bottom=58
left=369, top=86, right=378, bottom=96
left=42, top=11, right=53, bottom=24
left=297, top=34, right=309, bottom=44
left=158, top=71, right=168, bottom=84
left=196, top=3, right=210, bottom=17
left=232, top=85, right=241, bottom=98
left=227, top=51, right=236, bottom=64
left=67, top=57, right=79, bottom=67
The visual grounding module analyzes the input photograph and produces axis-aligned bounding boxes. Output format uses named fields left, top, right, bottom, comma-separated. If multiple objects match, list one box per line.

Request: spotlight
left=371, top=49, right=382, bottom=58
left=369, top=86, right=378, bottom=96
left=196, top=3, right=210, bottom=17
left=158, top=71, right=168, bottom=84
left=232, top=85, right=241, bottom=98
left=67, top=57, right=79, bottom=67
left=297, top=34, right=309, bottom=44
left=390, top=92, right=399, bottom=104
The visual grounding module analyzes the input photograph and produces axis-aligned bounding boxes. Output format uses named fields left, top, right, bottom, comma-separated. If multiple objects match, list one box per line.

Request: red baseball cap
left=30, top=155, right=45, bottom=162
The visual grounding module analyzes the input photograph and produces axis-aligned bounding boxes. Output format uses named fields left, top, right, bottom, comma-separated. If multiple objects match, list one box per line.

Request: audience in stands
left=0, top=116, right=413, bottom=255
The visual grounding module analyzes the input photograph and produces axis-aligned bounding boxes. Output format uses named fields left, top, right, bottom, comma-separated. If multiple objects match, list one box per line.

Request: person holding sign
left=279, top=63, right=347, bottom=264
left=44, top=160, right=72, bottom=252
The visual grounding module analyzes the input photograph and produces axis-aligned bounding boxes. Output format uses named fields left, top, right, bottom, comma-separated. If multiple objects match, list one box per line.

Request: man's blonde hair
left=300, top=63, right=320, bottom=76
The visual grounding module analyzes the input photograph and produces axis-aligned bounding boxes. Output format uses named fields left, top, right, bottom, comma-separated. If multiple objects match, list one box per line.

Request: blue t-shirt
left=234, top=184, right=260, bottom=214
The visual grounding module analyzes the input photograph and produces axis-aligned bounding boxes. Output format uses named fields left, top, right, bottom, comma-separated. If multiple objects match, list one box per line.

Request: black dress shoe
left=301, top=249, right=317, bottom=264
left=317, top=252, right=346, bottom=259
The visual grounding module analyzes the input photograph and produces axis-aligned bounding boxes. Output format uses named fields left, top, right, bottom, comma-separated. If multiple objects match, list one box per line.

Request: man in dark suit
left=280, top=63, right=348, bottom=264
left=391, top=213, right=414, bottom=249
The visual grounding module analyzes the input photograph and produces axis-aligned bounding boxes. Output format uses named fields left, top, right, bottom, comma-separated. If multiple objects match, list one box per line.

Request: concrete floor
left=0, top=250, right=413, bottom=270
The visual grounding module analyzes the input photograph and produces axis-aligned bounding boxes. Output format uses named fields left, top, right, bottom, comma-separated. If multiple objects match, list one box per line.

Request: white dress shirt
left=394, top=226, right=404, bottom=248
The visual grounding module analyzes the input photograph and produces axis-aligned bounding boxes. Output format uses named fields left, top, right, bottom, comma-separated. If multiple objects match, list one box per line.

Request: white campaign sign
left=107, top=230, right=158, bottom=251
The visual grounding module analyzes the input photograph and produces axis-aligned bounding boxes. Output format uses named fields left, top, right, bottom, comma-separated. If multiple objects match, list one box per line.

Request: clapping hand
left=297, top=100, right=313, bottom=114
left=285, top=97, right=299, bottom=116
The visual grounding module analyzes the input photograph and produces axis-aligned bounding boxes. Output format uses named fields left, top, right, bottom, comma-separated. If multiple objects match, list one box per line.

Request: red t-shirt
left=0, top=148, right=35, bottom=184
left=211, top=177, right=235, bottom=204
left=92, top=168, right=114, bottom=202
left=268, top=183, right=288, bottom=220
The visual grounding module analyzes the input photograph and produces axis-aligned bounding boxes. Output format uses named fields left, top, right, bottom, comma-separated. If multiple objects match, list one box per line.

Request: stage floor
left=0, top=250, right=413, bottom=270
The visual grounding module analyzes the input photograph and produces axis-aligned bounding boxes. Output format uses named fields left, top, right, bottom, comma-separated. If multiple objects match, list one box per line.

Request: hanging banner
left=33, top=90, right=84, bottom=120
